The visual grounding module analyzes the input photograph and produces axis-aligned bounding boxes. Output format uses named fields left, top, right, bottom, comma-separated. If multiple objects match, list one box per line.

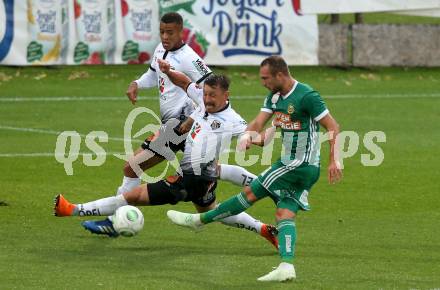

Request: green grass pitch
left=0, top=65, right=439, bottom=289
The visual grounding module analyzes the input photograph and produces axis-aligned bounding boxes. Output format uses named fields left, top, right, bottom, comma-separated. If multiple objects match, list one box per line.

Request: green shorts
left=250, top=159, right=320, bottom=212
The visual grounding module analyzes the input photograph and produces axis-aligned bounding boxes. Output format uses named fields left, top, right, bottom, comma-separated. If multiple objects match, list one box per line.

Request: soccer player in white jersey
left=122, top=12, right=254, bottom=195
left=81, top=12, right=260, bottom=235
left=122, top=12, right=214, bottom=197
left=54, top=73, right=278, bottom=248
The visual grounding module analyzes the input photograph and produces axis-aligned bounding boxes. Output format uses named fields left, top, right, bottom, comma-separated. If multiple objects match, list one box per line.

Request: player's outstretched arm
left=251, top=117, right=282, bottom=147
left=319, top=113, right=343, bottom=184
left=247, top=111, right=273, bottom=133
left=126, top=81, right=138, bottom=105
left=251, top=127, right=276, bottom=147
left=128, top=68, right=157, bottom=105
left=238, top=111, right=273, bottom=150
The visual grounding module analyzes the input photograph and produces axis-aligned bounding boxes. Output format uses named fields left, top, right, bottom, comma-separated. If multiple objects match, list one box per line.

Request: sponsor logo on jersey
left=192, top=59, right=209, bottom=76
left=274, top=112, right=301, bottom=130
left=210, top=120, right=221, bottom=130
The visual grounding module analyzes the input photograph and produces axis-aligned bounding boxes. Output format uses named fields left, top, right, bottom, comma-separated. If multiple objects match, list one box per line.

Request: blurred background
left=1, top=0, right=440, bottom=67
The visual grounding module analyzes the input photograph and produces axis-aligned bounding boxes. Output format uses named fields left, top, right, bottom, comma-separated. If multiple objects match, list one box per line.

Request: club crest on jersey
left=288, top=104, right=295, bottom=114
left=210, top=120, right=221, bottom=130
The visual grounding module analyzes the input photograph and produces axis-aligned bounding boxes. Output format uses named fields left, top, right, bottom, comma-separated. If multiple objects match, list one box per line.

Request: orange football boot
left=53, top=194, right=76, bottom=217
left=261, top=224, right=279, bottom=250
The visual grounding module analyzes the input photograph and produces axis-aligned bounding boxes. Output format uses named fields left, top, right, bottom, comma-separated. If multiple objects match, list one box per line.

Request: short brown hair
left=260, top=55, right=289, bottom=76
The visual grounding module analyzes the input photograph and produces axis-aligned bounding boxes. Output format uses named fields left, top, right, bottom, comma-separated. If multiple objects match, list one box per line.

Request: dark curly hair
left=204, top=74, right=230, bottom=91
left=160, top=12, right=183, bottom=26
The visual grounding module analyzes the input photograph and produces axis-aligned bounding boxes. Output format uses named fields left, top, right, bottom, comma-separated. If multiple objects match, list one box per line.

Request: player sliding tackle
left=54, top=72, right=279, bottom=248
left=117, top=12, right=256, bottom=209
left=167, top=56, right=343, bottom=282
left=81, top=11, right=260, bottom=236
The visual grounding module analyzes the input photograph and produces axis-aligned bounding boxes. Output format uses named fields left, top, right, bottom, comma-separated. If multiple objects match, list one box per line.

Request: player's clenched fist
left=158, top=59, right=171, bottom=74
left=126, top=81, right=138, bottom=105
left=237, top=132, right=252, bottom=151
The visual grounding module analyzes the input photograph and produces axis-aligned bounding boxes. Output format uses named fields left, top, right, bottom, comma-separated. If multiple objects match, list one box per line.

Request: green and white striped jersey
left=261, top=81, right=329, bottom=166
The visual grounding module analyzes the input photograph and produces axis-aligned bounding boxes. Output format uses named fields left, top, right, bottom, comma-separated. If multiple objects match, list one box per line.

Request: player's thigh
left=123, top=184, right=150, bottom=205
left=252, top=161, right=319, bottom=210
left=182, top=174, right=217, bottom=208
left=146, top=175, right=186, bottom=205
left=141, top=126, right=186, bottom=159
left=249, top=159, right=288, bottom=202
left=126, top=147, right=165, bottom=172
left=127, top=128, right=180, bottom=173
left=137, top=151, right=166, bottom=171
left=274, top=165, right=320, bottom=212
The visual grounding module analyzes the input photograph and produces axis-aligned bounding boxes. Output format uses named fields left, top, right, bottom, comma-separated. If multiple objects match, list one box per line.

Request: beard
left=271, top=85, right=283, bottom=94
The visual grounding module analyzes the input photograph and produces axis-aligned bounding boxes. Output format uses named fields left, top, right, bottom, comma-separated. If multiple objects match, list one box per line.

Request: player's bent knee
left=275, top=208, right=296, bottom=220
left=122, top=190, right=137, bottom=204
left=243, top=186, right=258, bottom=203
left=123, top=185, right=148, bottom=205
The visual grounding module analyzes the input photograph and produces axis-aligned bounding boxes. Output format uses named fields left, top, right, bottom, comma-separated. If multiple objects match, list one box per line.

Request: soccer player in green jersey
left=167, top=55, right=343, bottom=282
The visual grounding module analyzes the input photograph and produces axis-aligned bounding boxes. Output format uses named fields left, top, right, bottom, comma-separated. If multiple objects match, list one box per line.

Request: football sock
left=109, top=177, right=140, bottom=221
left=219, top=164, right=257, bottom=186
left=116, top=176, right=141, bottom=196
left=220, top=211, right=263, bottom=233
left=201, top=192, right=252, bottom=224
left=277, top=219, right=296, bottom=263
left=75, top=195, right=128, bottom=216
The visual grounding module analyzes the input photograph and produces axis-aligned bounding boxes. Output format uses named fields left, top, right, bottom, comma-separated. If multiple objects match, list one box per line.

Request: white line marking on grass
left=0, top=151, right=185, bottom=158
left=0, top=96, right=157, bottom=102
left=326, top=93, right=440, bottom=99
left=0, top=125, right=143, bottom=142
left=0, top=93, right=440, bottom=102
left=0, top=152, right=125, bottom=157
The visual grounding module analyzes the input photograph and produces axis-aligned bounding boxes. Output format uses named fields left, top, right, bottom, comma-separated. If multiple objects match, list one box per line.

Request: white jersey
left=135, top=43, right=212, bottom=123
left=180, top=83, right=247, bottom=178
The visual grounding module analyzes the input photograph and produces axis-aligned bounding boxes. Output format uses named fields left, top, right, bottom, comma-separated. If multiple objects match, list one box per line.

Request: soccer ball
left=112, top=205, right=144, bottom=237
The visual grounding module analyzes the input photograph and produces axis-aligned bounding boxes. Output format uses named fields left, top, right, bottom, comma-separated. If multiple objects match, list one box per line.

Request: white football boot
left=167, top=210, right=204, bottom=232
left=257, top=262, right=296, bottom=282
